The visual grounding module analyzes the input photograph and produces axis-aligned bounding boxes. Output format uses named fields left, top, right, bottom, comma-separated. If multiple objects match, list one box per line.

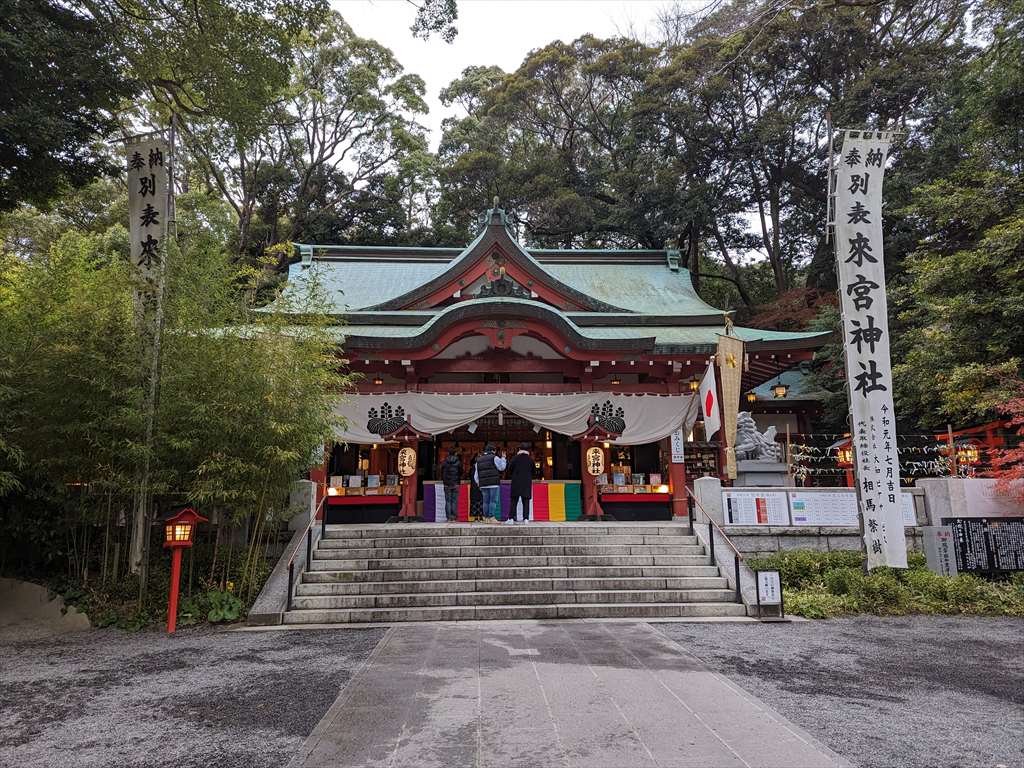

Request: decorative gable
left=364, top=206, right=628, bottom=313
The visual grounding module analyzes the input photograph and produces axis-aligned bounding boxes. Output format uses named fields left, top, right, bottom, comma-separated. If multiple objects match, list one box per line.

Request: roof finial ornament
left=723, top=311, right=735, bottom=336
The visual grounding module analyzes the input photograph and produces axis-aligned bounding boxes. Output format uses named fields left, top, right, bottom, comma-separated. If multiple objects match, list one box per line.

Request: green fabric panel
left=564, top=483, right=582, bottom=520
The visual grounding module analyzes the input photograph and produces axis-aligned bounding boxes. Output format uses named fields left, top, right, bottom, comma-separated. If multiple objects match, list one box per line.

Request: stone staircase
left=283, top=523, right=746, bottom=624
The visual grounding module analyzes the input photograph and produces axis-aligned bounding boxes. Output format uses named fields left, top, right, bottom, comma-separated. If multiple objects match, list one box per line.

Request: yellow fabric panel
left=549, top=483, right=566, bottom=522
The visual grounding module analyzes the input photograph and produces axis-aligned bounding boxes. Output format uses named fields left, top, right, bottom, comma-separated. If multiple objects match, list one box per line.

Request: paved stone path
left=289, top=622, right=849, bottom=768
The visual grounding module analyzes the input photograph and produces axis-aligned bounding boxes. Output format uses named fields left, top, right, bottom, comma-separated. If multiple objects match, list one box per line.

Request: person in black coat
left=507, top=442, right=534, bottom=524
left=441, top=450, right=462, bottom=521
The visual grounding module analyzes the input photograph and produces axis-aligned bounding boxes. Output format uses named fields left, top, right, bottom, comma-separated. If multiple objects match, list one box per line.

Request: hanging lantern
left=610, top=376, right=621, bottom=385
left=688, top=379, right=699, bottom=393
left=745, top=392, right=757, bottom=404
left=372, top=375, right=383, bottom=385
left=397, top=447, right=417, bottom=476
left=585, top=446, right=605, bottom=476
left=772, top=382, right=789, bottom=399
left=958, top=442, right=980, bottom=465
left=836, top=446, right=854, bottom=466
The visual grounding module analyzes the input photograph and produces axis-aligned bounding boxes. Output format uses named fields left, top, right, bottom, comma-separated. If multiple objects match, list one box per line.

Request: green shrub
left=907, top=551, right=927, bottom=570
left=180, top=588, right=244, bottom=625
left=748, top=549, right=862, bottom=590
left=751, top=549, right=1024, bottom=619
left=852, top=570, right=911, bottom=615
left=823, top=566, right=863, bottom=596
left=784, top=589, right=859, bottom=619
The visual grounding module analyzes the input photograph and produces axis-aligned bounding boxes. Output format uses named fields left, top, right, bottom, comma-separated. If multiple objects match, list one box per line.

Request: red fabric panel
left=532, top=483, right=549, bottom=521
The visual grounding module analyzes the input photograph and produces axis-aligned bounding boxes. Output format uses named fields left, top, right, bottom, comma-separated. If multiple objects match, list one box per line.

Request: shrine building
left=277, top=204, right=830, bottom=523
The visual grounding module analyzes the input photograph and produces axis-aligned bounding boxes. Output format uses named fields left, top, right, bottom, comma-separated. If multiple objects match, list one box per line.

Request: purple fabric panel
left=422, top=483, right=437, bottom=522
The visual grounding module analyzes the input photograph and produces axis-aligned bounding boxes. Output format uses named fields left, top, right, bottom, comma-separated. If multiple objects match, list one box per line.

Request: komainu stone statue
left=734, top=411, right=779, bottom=462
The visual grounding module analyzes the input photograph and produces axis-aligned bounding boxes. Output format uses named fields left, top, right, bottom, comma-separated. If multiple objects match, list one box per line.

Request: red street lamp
left=163, top=507, right=207, bottom=634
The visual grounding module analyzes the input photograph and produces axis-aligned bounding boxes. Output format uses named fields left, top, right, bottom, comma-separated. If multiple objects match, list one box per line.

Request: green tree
left=184, top=13, right=430, bottom=259
left=0, top=188, right=351, bottom=595
left=0, top=0, right=134, bottom=211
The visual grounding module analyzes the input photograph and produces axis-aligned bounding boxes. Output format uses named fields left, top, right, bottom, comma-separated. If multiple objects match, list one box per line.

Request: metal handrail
left=685, top=486, right=743, bottom=560
left=685, top=486, right=744, bottom=604
left=286, top=495, right=328, bottom=611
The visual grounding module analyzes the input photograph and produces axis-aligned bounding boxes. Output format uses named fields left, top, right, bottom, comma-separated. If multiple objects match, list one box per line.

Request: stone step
left=295, top=575, right=730, bottom=596
left=302, top=564, right=723, bottom=582
left=282, top=602, right=748, bottom=624
left=318, top=534, right=700, bottom=549
left=312, top=544, right=706, bottom=559
left=323, top=524, right=693, bottom=539
left=291, top=588, right=737, bottom=610
left=309, top=554, right=713, bottom=571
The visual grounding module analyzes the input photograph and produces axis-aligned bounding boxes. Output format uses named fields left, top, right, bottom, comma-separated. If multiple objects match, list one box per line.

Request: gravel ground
left=0, top=625, right=385, bottom=768
left=657, top=616, right=1024, bottom=768
left=2, top=617, right=1020, bottom=768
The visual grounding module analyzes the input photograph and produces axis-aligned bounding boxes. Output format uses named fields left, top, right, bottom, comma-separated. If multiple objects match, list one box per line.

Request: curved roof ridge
left=361, top=208, right=634, bottom=313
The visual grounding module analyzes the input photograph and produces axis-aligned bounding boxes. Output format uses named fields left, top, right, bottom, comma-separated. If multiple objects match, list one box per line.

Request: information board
left=922, top=526, right=958, bottom=577
left=788, top=491, right=859, bottom=527
left=723, top=490, right=789, bottom=525
left=787, top=490, right=919, bottom=527
left=670, top=428, right=686, bottom=464
left=947, top=517, right=1024, bottom=574
left=756, top=570, right=783, bottom=606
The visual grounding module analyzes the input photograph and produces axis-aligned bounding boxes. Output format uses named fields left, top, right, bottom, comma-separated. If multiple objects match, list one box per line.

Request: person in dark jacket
left=473, top=444, right=506, bottom=522
left=441, top=450, right=462, bottom=521
left=507, top=442, right=533, bottom=524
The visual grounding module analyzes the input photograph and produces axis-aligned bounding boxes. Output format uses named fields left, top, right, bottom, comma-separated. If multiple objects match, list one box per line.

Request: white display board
left=789, top=491, right=859, bottom=527
left=756, top=571, right=783, bottom=605
left=723, top=490, right=790, bottom=525
left=788, top=490, right=919, bottom=527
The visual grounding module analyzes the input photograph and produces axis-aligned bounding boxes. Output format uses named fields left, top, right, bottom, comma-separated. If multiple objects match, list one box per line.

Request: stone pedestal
left=693, top=476, right=725, bottom=526
left=734, top=461, right=789, bottom=487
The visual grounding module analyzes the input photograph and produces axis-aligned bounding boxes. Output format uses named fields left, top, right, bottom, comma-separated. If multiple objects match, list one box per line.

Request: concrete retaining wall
left=722, top=526, right=924, bottom=558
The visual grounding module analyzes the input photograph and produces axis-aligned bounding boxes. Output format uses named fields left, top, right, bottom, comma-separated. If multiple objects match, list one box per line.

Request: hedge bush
left=747, top=550, right=1024, bottom=618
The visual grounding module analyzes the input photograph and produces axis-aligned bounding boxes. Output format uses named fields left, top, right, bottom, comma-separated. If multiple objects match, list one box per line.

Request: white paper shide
left=833, top=130, right=908, bottom=569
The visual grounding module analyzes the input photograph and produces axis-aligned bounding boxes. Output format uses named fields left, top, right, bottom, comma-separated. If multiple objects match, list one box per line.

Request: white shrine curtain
left=331, top=392, right=699, bottom=446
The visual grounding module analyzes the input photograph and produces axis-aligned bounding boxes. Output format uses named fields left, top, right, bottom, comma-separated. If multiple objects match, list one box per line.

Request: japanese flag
left=698, top=364, right=721, bottom=440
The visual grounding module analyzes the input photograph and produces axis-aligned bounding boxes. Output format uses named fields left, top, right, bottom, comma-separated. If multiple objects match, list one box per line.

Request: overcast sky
left=331, top=0, right=680, bottom=149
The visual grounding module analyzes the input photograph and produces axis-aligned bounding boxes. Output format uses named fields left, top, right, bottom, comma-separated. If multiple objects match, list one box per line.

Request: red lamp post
left=163, top=507, right=207, bottom=634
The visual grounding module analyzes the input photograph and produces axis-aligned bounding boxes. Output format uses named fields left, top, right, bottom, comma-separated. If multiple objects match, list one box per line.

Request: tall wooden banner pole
left=127, top=117, right=175, bottom=599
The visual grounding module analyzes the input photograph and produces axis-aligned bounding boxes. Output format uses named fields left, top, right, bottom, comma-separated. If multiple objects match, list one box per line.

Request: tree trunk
left=768, top=182, right=787, bottom=293
left=711, top=221, right=754, bottom=307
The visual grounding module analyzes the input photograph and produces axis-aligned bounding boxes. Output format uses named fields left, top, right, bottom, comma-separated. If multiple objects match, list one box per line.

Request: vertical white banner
left=834, top=130, right=907, bottom=569
left=670, top=428, right=686, bottom=463
left=127, top=136, right=169, bottom=292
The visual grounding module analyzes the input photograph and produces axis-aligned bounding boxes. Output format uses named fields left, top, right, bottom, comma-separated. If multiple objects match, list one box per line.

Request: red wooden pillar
left=664, top=437, right=688, bottom=519
left=401, top=470, right=418, bottom=519
left=400, top=439, right=420, bottom=520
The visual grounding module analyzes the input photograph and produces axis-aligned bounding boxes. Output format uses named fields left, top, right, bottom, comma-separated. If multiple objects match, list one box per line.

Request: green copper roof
left=275, top=261, right=449, bottom=313
left=544, top=263, right=722, bottom=316
left=277, top=252, right=722, bottom=316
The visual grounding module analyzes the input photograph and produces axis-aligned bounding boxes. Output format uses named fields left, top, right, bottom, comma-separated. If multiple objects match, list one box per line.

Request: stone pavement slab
left=289, top=621, right=849, bottom=768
